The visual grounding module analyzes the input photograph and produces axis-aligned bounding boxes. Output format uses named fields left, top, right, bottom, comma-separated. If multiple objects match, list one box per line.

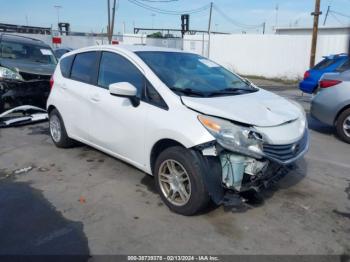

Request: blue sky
left=1, top=0, right=349, bottom=34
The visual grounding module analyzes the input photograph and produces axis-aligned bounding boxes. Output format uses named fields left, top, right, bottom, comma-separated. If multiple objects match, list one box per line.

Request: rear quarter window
left=59, top=55, right=74, bottom=78
left=70, top=52, right=99, bottom=84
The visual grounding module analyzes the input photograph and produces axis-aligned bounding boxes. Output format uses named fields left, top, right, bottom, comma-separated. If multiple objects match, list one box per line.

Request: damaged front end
left=0, top=66, right=51, bottom=127
left=0, top=73, right=50, bottom=113
left=0, top=105, right=48, bottom=128
left=195, top=115, right=309, bottom=205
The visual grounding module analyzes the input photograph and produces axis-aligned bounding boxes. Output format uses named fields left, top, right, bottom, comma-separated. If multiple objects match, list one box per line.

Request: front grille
left=20, top=72, right=51, bottom=81
left=263, top=131, right=308, bottom=164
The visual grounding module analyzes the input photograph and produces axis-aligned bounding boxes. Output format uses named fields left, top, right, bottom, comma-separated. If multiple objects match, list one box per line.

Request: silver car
left=311, top=69, right=350, bottom=143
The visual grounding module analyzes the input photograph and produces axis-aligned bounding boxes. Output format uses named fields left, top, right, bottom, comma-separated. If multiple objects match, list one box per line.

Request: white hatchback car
left=47, top=45, right=309, bottom=215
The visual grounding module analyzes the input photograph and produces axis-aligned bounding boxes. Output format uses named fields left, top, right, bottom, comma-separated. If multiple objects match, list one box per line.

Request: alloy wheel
left=343, top=116, right=350, bottom=138
left=158, top=159, right=191, bottom=206
left=50, top=115, right=62, bottom=143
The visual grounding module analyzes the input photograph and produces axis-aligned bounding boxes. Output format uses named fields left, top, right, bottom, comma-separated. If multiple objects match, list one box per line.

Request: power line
left=330, top=12, right=348, bottom=25
left=138, top=0, right=178, bottom=2
left=330, top=10, right=350, bottom=19
left=127, top=0, right=210, bottom=15
left=213, top=5, right=264, bottom=30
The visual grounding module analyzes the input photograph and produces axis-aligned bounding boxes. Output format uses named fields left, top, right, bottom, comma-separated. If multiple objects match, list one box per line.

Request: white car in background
left=47, top=45, right=308, bottom=215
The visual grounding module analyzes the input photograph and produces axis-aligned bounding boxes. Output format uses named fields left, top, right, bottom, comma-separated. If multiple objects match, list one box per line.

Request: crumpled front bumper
left=0, top=78, right=50, bottom=113
left=261, top=130, right=309, bottom=165
left=196, top=130, right=309, bottom=197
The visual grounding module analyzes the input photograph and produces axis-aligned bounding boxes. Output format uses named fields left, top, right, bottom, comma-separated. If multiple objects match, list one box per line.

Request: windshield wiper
left=207, top=87, right=257, bottom=97
left=170, top=87, right=205, bottom=97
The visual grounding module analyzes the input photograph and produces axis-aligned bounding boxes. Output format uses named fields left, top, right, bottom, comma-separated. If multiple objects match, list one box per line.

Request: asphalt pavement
left=0, top=86, right=349, bottom=257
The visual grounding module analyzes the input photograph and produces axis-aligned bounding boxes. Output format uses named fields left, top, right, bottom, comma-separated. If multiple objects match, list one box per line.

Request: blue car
left=299, top=53, right=349, bottom=94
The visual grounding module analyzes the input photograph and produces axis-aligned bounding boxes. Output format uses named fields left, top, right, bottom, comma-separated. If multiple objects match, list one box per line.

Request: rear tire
left=154, top=146, right=210, bottom=216
left=49, top=109, right=75, bottom=148
left=336, top=109, right=350, bottom=144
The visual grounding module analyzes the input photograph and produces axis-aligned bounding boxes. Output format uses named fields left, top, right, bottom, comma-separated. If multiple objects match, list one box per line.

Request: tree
left=147, top=32, right=163, bottom=38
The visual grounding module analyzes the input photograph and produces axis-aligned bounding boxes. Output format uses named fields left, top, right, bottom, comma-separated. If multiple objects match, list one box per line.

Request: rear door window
left=71, top=52, right=99, bottom=84
left=60, top=55, right=74, bottom=78
left=97, top=52, right=144, bottom=96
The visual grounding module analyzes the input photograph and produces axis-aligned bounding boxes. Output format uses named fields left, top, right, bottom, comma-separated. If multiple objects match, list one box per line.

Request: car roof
left=116, top=44, right=184, bottom=53
left=65, top=44, right=186, bottom=57
left=0, top=33, right=50, bottom=47
left=323, top=53, right=348, bottom=60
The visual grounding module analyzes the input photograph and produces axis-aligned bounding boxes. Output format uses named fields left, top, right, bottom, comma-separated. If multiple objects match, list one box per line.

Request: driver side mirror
left=109, top=82, right=140, bottom=107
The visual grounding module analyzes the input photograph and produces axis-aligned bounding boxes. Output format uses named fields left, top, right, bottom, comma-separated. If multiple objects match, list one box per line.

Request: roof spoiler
left=322, top=53, right=348, bottom=59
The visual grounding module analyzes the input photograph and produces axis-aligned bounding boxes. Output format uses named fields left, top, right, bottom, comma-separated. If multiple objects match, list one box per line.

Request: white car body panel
left=47, top=44, right=307, bottom=175
left=181, top=88, right=299, bottom=127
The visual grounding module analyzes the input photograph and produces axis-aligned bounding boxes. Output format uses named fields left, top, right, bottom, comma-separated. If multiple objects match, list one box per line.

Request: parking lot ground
left=0, top=87, right=349, bottom=256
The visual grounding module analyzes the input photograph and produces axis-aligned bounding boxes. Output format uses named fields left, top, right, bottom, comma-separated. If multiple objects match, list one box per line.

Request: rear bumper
left=299, top=80, right=317, bottom=94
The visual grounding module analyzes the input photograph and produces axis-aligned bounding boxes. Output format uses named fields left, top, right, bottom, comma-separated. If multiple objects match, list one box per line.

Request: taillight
left=50, top=75, right=54, bottom=90
left=304, top=71, right=310, bottom=79
left=319, top=79, right=342, bottom=88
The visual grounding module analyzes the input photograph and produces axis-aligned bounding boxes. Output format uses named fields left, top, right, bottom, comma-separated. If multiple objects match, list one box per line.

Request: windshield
left=136, top=51, right=256, bottom=97
left=0, top=40, right=57, bottom=65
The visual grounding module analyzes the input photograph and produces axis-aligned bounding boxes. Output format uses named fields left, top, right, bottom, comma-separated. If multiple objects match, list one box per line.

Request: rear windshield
left=313, top=58, right=337, bottom=70
left=0, top=40, right=57, bottom=65
left=336, top=59, right=350, bottom=73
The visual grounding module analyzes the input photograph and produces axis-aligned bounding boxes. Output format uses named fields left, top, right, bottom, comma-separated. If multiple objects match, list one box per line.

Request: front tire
left=49, top=109, right=75, bottom=148
left=336, top=109, right=350, bottom=144
left=154, top=146, right=210, bottom=216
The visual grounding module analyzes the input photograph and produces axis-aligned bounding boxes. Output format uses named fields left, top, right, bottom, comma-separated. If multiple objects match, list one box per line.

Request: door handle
left=61, top=83, right=67, bottom=90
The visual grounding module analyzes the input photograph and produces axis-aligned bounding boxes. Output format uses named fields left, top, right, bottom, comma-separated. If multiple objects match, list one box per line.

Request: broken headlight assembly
left=198, top=115, right=264, bottom=158
left=0, top=66, right=23, bottom=81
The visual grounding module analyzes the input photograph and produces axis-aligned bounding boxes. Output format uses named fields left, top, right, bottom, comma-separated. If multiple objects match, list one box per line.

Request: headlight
left=0, top=66, right=23, bottom=81
left=198, top=115, right=264, bottom=158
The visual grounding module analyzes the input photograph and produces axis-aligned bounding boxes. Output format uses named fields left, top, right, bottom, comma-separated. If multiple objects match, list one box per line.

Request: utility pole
left=262, top=22, right=266, bottom=34
left=107, top=0, right=117, bottom=44
left=310, top=0, right=322, bottom=68
left=151, top=13, right=156, bottom=29
left=110, top=0, right=117, bottom=41
left=207, top=2, right=213, bottom=58
left=323, top=5, right=330, bottom=26
left=275, top=4, right=279, bottom=30
left=107, top=0, right=111, bottom=42
left=54, top=5, right=62, bottom=30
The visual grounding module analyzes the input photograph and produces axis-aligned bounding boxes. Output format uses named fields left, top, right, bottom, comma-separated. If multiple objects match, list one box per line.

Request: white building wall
left=183, top=34, right=209, bottom=57
left=6, top=32, right=348, bottom=80
left=121, top=34, right=146, bottom=45
left=184, top=34, right=348, bottom=80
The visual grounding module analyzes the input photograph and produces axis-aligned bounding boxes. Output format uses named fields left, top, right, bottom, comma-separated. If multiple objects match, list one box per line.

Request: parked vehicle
left=47, top=45, right=309, bottom=215
left=54, top=47, right=73, bottom=59
left=0, top=33, right=57, bottom=113
left=299, top=54, right=349, bottom=94
left=311, top=70, right=350, bottom=143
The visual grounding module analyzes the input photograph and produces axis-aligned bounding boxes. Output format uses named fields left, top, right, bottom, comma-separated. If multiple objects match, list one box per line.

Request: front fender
left=190, top=148, right=224, bottom=205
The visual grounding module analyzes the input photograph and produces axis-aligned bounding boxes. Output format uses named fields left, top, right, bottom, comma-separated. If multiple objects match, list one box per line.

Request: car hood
left=0, top=58, right=56, bottom=76
left=181, top=89, right=300, bottom=127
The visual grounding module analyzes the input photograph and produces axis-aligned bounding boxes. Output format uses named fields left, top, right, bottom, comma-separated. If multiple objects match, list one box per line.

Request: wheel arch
left=150, top=139, right=186, bottom=175
left=47, top=104, right=57, bottom=114
left=334, top=103, right=350, bottom=125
